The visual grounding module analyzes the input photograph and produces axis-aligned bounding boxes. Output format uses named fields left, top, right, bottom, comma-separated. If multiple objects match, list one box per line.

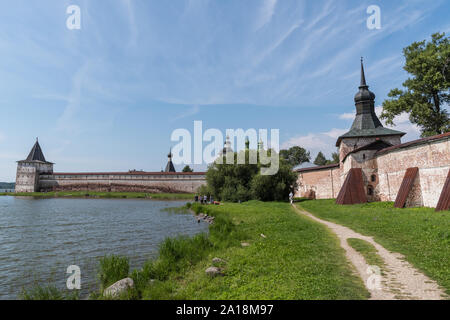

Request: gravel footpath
left=292, top=204, right=447, bottom=300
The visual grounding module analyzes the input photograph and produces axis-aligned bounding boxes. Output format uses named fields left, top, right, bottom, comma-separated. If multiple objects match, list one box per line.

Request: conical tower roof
left=20, top=138, right=52, bottom=163
left=164, top=149, right=176, bottom=173
left=336, top=58, right=405, bottom=146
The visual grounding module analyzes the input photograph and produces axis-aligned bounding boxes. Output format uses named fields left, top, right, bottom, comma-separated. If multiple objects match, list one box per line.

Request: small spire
left=36, top=137, right=39, bottom=142
left=360, top=57, right=367, bottom=87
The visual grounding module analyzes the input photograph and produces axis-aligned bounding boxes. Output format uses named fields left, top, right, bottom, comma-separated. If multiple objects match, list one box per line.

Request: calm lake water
left=0, top=196, right=207, bottom=299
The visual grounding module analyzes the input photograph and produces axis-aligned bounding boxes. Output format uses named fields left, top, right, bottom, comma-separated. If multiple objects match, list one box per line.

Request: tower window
left=371, top=174, right=376, bottom=182
left=367, top=186, right=374, bottom=196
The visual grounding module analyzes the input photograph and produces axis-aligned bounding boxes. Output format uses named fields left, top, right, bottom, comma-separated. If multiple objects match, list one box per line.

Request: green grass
left=98, top=255, right=130, bottom=292
left=0, top=191, right=194, bottom=200
left=130, top=201, right=369, bottom=300
left=299, top=200, right=450, bottom=294
left=20, top=285, right=79, bottom=300
left=347, top=238, right=385, bottom=271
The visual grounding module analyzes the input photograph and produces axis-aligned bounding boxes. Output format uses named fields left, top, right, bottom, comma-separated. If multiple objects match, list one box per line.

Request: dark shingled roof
left=336, top=59, right=405, bottom=146
left=19, top=139, right=52, bottom=163
left=165, top=150, right=176, bottom=173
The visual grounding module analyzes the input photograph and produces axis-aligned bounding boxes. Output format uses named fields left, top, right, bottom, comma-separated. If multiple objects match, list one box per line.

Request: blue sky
left=0, top=0, right=449, bottom=181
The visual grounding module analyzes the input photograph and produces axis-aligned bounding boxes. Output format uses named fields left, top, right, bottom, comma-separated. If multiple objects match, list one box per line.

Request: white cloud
left=171, top=105, right=201, bottom=121
left=282, top=128, right=344, bottom=159
left=374, top=106, right=421, bottom=141
left=254, top=0, right=277, bottom=31
left=323, top=128, right=348, bottom=139
left=339, top=112, right=355, bottom=120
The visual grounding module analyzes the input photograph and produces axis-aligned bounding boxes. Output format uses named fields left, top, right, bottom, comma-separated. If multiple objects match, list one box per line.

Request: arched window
left=367, top=185, right=374, bottom=196
left=371, top=174, right=376, bottom=182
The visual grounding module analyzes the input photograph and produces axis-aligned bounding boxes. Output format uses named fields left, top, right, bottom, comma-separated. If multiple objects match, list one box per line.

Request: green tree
left=182, top=165, right=194, bottom=172
left=205, top=149, right=298, bottom=202
left=381, top=32, right=450, bottom=137
left=250, top=158, right=298, bottom=201
left=206, top=151, right=258, bottom=202
left=325, top=151, right=340, bottom=165
left=279, top=146, right=311, bottom=167
left=314, top=152, right=328, bottom=166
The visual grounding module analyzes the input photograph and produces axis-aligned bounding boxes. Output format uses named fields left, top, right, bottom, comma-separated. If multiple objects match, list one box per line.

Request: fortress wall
left=39, top=173, right=207, bottom=193
left=295, top=166, right=341, bottom=199
left=376, top=137, right=450, bottom=208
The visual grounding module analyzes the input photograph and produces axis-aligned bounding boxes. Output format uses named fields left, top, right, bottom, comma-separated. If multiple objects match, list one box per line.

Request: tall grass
left=98, top=255, right=130, bottom=292
left=20, top=285, right=79, bottom=300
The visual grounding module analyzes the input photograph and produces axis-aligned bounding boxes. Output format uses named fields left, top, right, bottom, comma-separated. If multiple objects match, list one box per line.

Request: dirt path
left=292, top=204, right=447, bottom=300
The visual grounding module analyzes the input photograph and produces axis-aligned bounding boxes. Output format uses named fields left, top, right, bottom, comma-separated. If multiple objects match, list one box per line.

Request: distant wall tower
left=15, top=138, right=54, bottom=192
left=164, top=149, right=176, bottom=173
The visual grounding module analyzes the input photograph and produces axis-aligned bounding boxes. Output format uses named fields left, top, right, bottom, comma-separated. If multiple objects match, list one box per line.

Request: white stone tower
left=15, top=138, right=54, bottom=192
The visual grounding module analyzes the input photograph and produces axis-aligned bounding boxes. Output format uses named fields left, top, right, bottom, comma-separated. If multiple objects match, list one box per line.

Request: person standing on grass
left=289, top=191, right=293, bottom=204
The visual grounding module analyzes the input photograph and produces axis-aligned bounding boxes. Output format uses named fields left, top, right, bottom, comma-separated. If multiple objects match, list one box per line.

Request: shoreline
left=0, top=191, right=195, bottom=201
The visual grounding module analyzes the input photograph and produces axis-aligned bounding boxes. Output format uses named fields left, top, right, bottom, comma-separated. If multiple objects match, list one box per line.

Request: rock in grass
left=205, top=267, right=223, bottom=277
left=260, top=234, right=266, bottom=238
left=241, top=242, right=250, bottom=247
left=103, top=278, right=134, bottom=298
left=212, top=257, right=226, bottom=264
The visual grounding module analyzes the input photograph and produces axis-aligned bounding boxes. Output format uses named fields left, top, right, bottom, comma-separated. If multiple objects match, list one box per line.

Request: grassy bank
left=0, top=191, right=194, bottom=200
left=121, top=201, right=369, bottom=300
left=298, top=200, right=450, bottom=294
left=22, top=201, right=371, bottom=300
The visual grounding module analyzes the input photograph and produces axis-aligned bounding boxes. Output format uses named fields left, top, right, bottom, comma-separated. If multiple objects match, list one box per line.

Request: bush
left=98, top=255, right=130, bottom=292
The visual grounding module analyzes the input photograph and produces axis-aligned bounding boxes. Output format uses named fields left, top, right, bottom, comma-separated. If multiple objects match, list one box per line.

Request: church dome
left=354, top=87, right=375, bottom=103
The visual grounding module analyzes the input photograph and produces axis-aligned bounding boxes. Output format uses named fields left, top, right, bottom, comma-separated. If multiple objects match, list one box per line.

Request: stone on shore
left=103, top=278, right=134, bottom=298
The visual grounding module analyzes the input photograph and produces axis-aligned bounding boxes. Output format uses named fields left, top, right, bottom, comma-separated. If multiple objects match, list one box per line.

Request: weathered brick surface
left=295, top=167, right=341, bottom=199
left=377, top=138, right=450, bottom=208
left=38, top=173, right=206, bottom=194
left=297, top=136, right=449, bottom=208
